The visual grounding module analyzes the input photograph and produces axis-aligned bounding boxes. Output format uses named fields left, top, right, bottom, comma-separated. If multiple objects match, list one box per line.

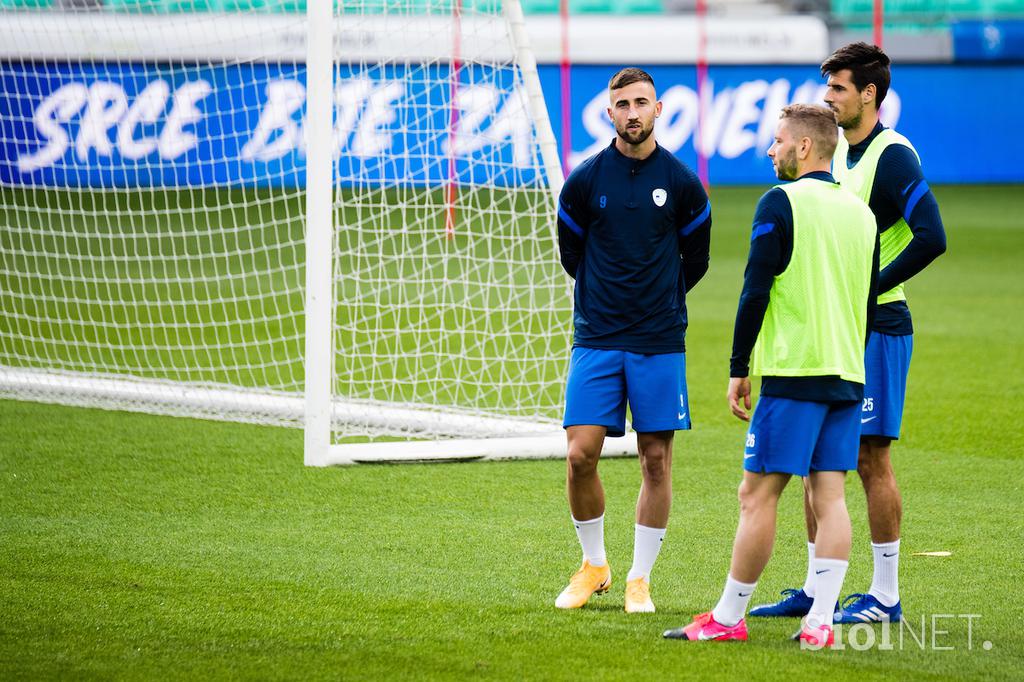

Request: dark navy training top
left=730, top=171, right=880, bottom=403
left=846, top=122, right=947, bottom=335
left=557, top=140, right=712, bottom=354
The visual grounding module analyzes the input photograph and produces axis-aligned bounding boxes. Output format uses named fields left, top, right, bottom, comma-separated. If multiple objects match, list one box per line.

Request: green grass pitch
left=1, top=184, right=1022, bottom=679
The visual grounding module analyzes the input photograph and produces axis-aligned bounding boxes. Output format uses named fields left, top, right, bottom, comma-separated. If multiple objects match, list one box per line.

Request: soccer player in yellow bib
left=749, top=43, right=947, bottom=625
left=663, top=104, right=879, bottom=647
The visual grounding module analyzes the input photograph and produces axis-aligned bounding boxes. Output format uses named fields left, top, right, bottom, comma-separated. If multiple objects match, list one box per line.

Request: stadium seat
left=399, top=0, right=436, bottom=13
left=569, top=0, right=614, bottom=13
left=104, top=0, right=217, bottom=11
left=830, top=0, right=1024, bottom=20
left=943, top=0, right=1024, bottom=16
left=613, top=0, right=663, bottom=13
left=831, top=0, right=965, bottom=27
left=211, top=0, right=266, bottom=9
left=0, top=0, right=54, bottom=7
left=167, top=0, right=216, bottom=8
left=335, top=0, right=389, bottom=13
left=893, top=0, right=936, bottom=16
left=944, top=0, right=978, bottom=12
left=987, top=0, right=1024, bottom=15
left=832, top=0, right=934, bottom=16
left=103, top=0, right=166, bottom=11
left=262, top=0, right=304, bottom=10
left=421, top=0, right=499, bottom=12
left=520, top=0, right=560, bottom=12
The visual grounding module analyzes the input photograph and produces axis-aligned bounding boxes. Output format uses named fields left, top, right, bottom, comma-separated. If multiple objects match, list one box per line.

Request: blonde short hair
left=779, top=104, right=839, bottom=159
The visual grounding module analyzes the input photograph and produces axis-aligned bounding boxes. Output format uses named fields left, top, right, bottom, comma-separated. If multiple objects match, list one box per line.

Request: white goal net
left=0, top=0, right=602, bottom=464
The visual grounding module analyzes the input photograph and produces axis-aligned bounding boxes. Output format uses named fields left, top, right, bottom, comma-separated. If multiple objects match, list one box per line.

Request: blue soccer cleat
left=834, top=593, right=902, bottom=624
left=749, top=588, right=813, bottom=618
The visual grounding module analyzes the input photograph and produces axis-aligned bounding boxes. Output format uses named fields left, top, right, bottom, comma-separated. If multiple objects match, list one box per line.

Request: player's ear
left=862, top=83, right=876, bottom=107
left=799, top=136, right=812, bottom=160
left=607, top=106, right=613, bottom=121
left=655, top=100, right=663, bottom=118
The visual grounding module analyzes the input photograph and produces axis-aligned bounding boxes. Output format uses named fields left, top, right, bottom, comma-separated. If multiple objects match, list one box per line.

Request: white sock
left=807, top=557, right=848, bottom=629
left=572, top=514, right=606, bottom=567
left=869, top=539, right=900, bottom=607
left=711, top=575, right=758, bottom=627
left=626, top=524, right=666, bottom=582
left=801, top=542, right=817, bottom=598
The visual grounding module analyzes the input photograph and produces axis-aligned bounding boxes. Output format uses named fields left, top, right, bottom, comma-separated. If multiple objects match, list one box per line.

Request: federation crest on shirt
left=652, top=188, right=667, bottom=207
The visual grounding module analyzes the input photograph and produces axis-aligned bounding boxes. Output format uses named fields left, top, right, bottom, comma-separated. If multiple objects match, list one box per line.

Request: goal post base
left=315, top=432, right=639, bottom=466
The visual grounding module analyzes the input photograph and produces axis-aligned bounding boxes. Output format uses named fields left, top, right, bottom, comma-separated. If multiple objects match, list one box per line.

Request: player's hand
left=727, top=377, right=752, bottom=422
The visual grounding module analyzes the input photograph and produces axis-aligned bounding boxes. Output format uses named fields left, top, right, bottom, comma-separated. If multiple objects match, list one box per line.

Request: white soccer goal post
left=0, top=0, right=638, bottom=464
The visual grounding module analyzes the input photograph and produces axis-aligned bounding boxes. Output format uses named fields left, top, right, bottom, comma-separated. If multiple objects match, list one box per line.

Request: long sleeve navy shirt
left=729, top=171, right=880, bottom=403
left=557, top=140, right=711, bottom=354
left=847, top=122, right=947, bottom=335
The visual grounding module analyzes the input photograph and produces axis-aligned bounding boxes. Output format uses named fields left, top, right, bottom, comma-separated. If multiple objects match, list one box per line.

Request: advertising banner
left=2, top=60, right=1021, bottom=187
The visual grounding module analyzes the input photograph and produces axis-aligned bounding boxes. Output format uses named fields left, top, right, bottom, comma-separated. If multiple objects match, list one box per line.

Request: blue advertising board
left=1, top=60, right=1021, bottom=187
left=555, top=63, right=1024, bottom=184
left=0, top=61, right=536, bottom=188
left=953, top=20, right=1024, bottom=62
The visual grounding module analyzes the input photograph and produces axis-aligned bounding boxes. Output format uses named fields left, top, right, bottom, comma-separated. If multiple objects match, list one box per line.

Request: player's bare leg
left=728, top=471, right=790, bottom=583
left=636, top=431, right=673, bottom=527
left=696, top=471, right=789, bottom=630
left=857, top=436, right=903, bottom=609
left=806, top=471, right=851, bottom=563
left=801, top=470, right=851, bottom=638
left=749, top=477, right=817, bottom=618
left=753, top=473, right=831, bottom=614
left=625, top=431, right=673, bottom=613
left=556, top=425, right=610, bottom=609
left=858, top=436, right=902, bottom=543
left=803, top=478, right=817, bottom=542
left=800, top=437, right=901, bottom=568
left=819, top=437, right=904, bottom=622
left=802, top=478, right=820, bottom=598
left=566, top=425, right=607, bottom=521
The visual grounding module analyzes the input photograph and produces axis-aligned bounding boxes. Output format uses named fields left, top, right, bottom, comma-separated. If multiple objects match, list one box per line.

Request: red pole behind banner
left=873, top=0, right=884, bottom=48
left=695, top=0, right=709, bottom=189
left=560, top=0, right=571, bottom=174
left=446, top=0, right=463, bottom=239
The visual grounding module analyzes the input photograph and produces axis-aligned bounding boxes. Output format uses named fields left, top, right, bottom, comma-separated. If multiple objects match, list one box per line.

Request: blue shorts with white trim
left=563, top=347, right=690, bottom=437
left=861, top=331, right=913, bottom=440
left=743, top=395, right=860, bottom=476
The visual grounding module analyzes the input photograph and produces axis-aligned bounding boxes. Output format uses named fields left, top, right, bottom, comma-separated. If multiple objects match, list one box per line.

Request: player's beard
left=616, top=119, right=654, bottom=146
left=774, top=147, right=799, bottom=181
left=835, top=100, right=864, bottom=130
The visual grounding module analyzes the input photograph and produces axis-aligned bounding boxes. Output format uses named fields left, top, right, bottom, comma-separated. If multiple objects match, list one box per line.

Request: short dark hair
left=779, top=104, right=839, bottom=159
left=608, top=67, right=655, bottom=92
left=820, top=42, right=891, bottom=105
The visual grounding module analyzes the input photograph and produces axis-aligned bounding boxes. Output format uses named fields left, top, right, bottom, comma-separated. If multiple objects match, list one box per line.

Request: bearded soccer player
left=554, top=68, right=711, bottom=614
left=750, top=43, right=947, bottom=624
left=664, top=104, right=878, bottom=647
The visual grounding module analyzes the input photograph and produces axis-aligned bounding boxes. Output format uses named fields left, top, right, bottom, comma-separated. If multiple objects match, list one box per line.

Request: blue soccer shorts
left=562, top=347, right=691, bottom=437
left=861, top=331, right=913, bottom=440
left=743, top=395, right=860, bottom=476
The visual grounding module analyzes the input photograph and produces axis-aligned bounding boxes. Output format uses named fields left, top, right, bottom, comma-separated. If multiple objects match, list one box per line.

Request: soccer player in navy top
left=749, top=43, right=947, bottom=625
left=552, top=68, right=711, bottom=614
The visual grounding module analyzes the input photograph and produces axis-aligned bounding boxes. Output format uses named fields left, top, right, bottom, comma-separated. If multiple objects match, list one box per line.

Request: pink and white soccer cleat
left=663, top=611, right=749, bottom=641
left=795, top=623, right=835, bottom=649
